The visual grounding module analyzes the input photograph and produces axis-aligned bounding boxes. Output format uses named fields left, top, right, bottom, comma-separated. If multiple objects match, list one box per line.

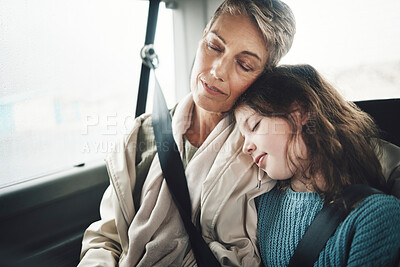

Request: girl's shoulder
left=351, top=193, right=400, bottom=227
left=358, top=193, right=400, bottom=210
left=342, top=193, right=400, bottom=266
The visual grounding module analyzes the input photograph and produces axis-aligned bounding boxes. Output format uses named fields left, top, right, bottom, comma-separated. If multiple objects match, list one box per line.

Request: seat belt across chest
left=141, top=45, right=221, bottom=267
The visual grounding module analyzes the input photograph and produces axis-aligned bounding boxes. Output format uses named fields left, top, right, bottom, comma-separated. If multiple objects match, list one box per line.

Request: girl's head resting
left=234, top=64, right=387, bottom=198
left=235, top=105, right=307, bottom=183
left=190, top=0, right=296, bottom=114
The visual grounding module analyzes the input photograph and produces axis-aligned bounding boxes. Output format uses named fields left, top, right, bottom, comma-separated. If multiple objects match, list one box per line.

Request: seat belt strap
left=142, top=45, right=221, bottom=267
left=288, top=184, right=382, bottom=267
left=135, top=0, right=161, bottom=117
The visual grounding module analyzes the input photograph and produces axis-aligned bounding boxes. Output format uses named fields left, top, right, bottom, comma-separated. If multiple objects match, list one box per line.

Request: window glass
left=0, top=0, right=175, bottom=187
left=281, top=0, right=400, bottom=101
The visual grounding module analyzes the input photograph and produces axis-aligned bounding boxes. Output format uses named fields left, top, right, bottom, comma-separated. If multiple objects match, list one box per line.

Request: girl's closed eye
left=252, top=121, right=260, bottom=132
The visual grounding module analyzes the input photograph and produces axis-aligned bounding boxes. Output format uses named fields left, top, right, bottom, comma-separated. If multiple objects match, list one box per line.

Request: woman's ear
left=203, top=28, right=209, bottom=37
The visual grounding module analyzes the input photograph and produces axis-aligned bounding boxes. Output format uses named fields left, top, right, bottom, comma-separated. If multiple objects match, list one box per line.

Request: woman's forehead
left=207, top=13, right=267, bottom=60
left=209, top=13, right=259, bottom=41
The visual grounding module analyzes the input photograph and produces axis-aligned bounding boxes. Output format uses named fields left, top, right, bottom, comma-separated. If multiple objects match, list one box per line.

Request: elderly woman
left=79, top=0, right=296, bottom=266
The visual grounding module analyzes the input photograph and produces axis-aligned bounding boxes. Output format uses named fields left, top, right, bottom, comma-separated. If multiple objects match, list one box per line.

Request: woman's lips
left=202, top=80, right=225, bottom=95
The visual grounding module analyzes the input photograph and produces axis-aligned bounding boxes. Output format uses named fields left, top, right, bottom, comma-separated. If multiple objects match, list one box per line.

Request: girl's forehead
left=235, top=106, right=257, bottom=123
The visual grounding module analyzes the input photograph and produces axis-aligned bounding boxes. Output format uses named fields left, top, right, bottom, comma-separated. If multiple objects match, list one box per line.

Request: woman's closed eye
left=207, top=41, right=222, bottom=52
left=237, top=60, right=252, bottom=72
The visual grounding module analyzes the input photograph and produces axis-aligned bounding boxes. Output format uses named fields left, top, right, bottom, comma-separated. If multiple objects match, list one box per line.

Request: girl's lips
left=255, top=154, right=267, bottom=168
left=201, top=80, right=225, bottom=95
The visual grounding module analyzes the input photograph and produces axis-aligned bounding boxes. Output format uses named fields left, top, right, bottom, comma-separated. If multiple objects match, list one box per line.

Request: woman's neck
left=185, top=105, right=224, bottom=147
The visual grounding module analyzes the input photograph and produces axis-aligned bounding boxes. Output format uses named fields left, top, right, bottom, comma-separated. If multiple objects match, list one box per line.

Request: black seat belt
left=141, top=45, right=221, bottom=267
left=288, top=184, right=382, bottom=267
left=136, top=0, right=161, bottom=118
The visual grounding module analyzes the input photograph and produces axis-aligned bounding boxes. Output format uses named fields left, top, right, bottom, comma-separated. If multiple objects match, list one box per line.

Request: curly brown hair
left=234, top=64, right=388, bottom=200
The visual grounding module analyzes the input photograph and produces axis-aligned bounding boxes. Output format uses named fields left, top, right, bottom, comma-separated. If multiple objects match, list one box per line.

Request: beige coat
left=79, top=94, right=276, bottom=267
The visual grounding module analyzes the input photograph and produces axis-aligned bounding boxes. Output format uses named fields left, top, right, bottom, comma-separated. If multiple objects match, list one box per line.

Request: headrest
left=379, top=140, right=400, bottom=198
left=355, top=99, right=400, bottom=147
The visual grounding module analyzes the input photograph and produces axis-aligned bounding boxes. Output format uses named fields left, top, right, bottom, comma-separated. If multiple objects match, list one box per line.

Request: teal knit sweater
left=256, top=186, right=400, bottom=267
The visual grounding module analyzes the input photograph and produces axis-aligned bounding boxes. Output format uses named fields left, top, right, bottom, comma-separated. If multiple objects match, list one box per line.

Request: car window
left=281, top=0, right=400, bottom=101
left=0, top=0, right=174, bottom=187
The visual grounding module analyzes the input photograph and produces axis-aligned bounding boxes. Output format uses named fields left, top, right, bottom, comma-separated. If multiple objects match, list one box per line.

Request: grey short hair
left=205, top=0, right=296, bottom=69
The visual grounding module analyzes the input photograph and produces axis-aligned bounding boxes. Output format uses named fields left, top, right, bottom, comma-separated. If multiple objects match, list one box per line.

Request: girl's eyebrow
left=240, top=116, right=252, bottom=132
left=209, top=31, right=262, bottom=62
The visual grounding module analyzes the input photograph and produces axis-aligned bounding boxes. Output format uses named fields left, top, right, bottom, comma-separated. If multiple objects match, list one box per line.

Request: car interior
left=0, top=0, right=399, bottom=266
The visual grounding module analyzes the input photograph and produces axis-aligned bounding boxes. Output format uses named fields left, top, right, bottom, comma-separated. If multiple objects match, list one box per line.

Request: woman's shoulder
left=136, top=105, right=178, bottom=146
left=136, top=114, right=154, bottom=142
left=136, top=104, right=178, bottom=140
left=124, top=104, right=178, bottom=146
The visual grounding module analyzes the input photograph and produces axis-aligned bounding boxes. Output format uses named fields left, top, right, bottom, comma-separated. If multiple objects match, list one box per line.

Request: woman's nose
left=242, top=138, right=255, bottom=155
left=211, top=57, right=228, bottom=82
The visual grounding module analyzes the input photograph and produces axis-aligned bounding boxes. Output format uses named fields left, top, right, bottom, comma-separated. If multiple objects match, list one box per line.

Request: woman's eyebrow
left=210, top=31, right=262, bottom=62
left=240, top=51, right=262, bottom=62
left=210, top=31, right=226, bottom=44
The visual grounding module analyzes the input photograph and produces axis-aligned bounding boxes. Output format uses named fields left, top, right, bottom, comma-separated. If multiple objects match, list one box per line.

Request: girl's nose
left=242, top=137, right=255, bottom=155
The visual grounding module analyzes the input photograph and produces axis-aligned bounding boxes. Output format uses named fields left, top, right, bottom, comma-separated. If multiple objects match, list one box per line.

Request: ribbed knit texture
left=256, top=186, right=400, bottom=267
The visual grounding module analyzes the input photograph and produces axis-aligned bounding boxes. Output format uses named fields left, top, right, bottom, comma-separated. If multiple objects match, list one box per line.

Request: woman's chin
left=195, top=97, right=230, bottom=114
